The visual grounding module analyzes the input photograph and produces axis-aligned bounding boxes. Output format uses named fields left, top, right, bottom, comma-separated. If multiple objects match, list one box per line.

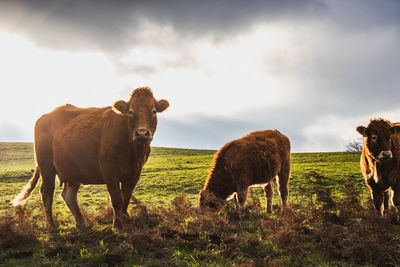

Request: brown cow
left=199, top=130, right=291, bottom=213
left=12, top=87, right=169, bottom=229
left=357, top=118, right=400, bottom=217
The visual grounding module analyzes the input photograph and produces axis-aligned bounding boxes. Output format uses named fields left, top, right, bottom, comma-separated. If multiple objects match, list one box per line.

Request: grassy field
left=1, top=142, right=400, bottom=266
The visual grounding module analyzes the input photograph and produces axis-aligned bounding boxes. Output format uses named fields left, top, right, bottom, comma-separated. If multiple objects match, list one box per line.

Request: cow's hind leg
left=391, top=186, right=400, bottom=220
left=61, top=182, right=89, bottom=229
left=40, top=170, right=56, bottom=229
left=263, top=182, right=274, bottom=214
left=277, top=161, right=290, bottom=212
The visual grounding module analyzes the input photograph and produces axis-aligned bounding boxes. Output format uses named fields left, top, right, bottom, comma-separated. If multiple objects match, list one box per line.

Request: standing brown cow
left=357, top=118, right=400, bottom=217
left=199, top=130, right=291, bottom=213
left=12, top=87, right=169, bottom=229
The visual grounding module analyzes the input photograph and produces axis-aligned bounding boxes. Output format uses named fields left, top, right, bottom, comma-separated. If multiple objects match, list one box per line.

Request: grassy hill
left=0, top=143, right=365, bottom=211
left=2, top=142, right=399, bottom=266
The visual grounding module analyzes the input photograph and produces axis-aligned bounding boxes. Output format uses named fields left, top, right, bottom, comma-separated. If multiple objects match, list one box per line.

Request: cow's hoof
left=77, top=222, right=91, bottom=231
left=47, top=225, right=59, bottom=234
left=112, top=220, right=123, bottom=230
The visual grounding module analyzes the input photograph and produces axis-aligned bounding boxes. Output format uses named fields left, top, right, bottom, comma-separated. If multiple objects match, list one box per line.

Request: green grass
left=0, top=143, right=365, bottom=212
left=2, top=142, right=392, bottom=266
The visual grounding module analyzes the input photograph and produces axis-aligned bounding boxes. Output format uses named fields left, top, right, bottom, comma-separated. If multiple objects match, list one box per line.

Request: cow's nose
left=383, top=151, right=393, bottom=158
left=135, top=128, right=152, bottom=140
left=378, top=150, right=393, bottom=160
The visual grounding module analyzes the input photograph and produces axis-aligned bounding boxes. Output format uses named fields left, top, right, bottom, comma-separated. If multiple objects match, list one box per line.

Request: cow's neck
left=206, top=170, right=235, bottom=200
left=130, top=141, right=150, bottom=158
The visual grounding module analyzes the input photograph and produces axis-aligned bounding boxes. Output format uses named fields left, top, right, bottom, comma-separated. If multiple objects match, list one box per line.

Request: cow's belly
left=252, top=174, right=276, bottom=186
left=53, top=137, right=105, bottom=185
left=54, top=155, right=105, bottom=185
left=251, top=164, right=280, bottom=185
left=56, top=164, right=105, bottom=185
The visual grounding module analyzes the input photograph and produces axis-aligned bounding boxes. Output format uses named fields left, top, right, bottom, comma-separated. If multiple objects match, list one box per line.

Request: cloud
left=2, top=0, right=400, bottom=53
left=154, top=114, right=259, bottom=149
left=0, top=0, right=327, bottom=51
left=249, top=20, right=400, bottom=119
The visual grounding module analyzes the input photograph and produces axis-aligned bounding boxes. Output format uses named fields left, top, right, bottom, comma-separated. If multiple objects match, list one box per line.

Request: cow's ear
left=391, top=125, right=400, bottom=134
left=357, top=126, right=368, bottom=137
left=112, top=100, right=129, bottom=115
left=156, top=99, right=169, bottom=113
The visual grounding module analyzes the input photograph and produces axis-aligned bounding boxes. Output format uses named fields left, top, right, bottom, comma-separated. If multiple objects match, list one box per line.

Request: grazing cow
left=199, top=130, right=291, bottom=213
left=357, top=118, right=400, bottom=217
left=12, top=87, right=169, bottom=229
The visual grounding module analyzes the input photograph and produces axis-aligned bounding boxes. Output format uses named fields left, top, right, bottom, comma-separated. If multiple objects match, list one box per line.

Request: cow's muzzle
left=134, top=128, right=153, bottom=142
left=378, top=150, right=393, bottom=161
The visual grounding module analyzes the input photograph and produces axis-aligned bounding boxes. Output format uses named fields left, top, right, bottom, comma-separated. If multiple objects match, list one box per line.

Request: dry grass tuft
left=0, top=209, right=38, bottom=251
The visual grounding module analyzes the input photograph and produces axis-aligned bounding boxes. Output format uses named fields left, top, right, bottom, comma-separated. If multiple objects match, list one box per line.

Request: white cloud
left=0, top=32, right=127, bottom=140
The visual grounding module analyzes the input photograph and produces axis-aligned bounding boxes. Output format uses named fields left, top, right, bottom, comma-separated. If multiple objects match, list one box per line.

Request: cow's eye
left=128, top=110, right=134, bottom=116
left=371, top=135, right=378, bottom=142
left=152, top=109, right=157, bottom=116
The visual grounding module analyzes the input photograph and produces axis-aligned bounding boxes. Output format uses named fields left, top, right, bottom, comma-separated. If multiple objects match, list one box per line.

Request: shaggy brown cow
left=357, top=118, right=400, bottom=217
left=12, top=87, right=169, bottom=229
left=199, top=130, right=291, bottom=213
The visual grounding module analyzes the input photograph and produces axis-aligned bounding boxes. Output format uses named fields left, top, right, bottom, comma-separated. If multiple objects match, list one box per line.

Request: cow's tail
left=11, top=166, right=41, bottom=207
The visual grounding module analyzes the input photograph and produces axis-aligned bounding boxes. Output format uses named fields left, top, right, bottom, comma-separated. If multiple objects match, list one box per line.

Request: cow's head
left=198, top=189, right=225, bottom=210
left=357, top=119, right=400, bottom=161
left=112, top=87, right=169, bottom=143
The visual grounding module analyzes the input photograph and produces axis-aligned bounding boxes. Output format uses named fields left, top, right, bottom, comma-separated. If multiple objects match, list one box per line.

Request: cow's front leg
left=121, top=182, right=136, bottom=216
left=234, top=187, right=248, bottom=211
left=367, top=178, right=384, bottom=217
left=106, top=181, right=123, bottom=229
left=384, top=190, right=391, bottom=212
left=371, top=189, right=384, bottom=217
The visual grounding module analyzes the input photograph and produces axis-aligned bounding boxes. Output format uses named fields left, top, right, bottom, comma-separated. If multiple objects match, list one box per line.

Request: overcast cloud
left=0, top=0, right=400, bottom=151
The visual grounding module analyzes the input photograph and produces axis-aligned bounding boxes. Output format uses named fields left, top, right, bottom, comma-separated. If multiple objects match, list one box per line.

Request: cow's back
left=226, top=130, right=290, bottom=162
left=224, top=130, right=290, bottom=184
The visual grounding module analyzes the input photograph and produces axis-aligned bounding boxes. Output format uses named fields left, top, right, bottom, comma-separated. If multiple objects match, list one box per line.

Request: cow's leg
left=61, top=182, right=88, bottom=229
left=106, top=181, right=123, bottom=229
left=277, top=161, right=290, bottom=211
left=40, top=170, right=56, bottom=229
left=235, top=187, right=248, bottom=210
left=121, top=182, right=136, bottom=216
left=392, top=187, right=400, bottom=220
left=263, top=182, right=274, bottom=214
left=371, top=189, right=384, bottom=217
left=384, top=190, right=391, bottom=212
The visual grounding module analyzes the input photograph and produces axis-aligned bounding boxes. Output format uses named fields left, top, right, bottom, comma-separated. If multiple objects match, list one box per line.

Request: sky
left=0, top=0, right=400, bottom=152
